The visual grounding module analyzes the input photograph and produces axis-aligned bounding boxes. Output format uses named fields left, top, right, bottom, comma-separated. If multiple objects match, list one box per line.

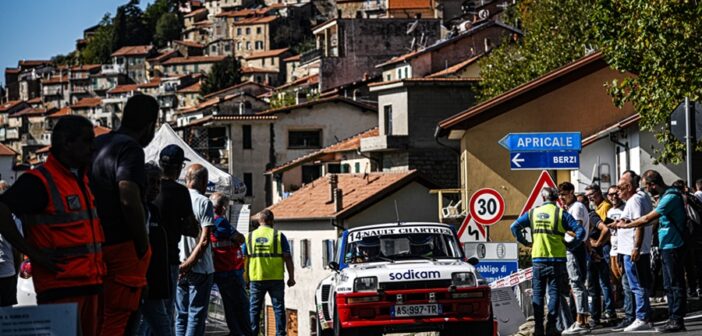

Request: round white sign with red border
left=469, top=188, right=505, bottom=226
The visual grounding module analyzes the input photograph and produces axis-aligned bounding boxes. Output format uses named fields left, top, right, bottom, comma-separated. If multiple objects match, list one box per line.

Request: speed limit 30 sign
left=469, top=188, right=505, bottom=226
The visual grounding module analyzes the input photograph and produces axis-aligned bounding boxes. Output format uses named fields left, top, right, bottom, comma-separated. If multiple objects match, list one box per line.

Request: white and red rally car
left=315, top=222, right=496, bottom=336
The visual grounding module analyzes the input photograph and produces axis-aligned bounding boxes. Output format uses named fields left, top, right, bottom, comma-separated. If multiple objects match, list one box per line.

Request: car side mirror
left=467, top=257, right=479, bottom=266
left=328, top=261, right=340, bottom=272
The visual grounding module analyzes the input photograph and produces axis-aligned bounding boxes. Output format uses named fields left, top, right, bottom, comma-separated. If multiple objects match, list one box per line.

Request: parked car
left=315, top=222, right=496, bottom=336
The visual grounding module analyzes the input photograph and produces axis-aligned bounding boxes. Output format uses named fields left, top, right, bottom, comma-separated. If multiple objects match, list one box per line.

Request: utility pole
left=685, top=97, right=695, bottom=185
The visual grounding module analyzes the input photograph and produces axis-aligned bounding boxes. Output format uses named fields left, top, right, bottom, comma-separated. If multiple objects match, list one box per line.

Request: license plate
left=392, top=304, right=442, bottom=317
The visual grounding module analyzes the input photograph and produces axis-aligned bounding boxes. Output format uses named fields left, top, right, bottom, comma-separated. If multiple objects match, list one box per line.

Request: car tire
left=333, top=306, right=359, bottom=336
left=440, top=311, right=495, bottom=336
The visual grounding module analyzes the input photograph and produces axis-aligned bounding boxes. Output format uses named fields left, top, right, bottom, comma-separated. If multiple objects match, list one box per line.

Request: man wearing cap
left=155, top=144, right=199, bottom=327
left=511, top=187, right=586, bottom=336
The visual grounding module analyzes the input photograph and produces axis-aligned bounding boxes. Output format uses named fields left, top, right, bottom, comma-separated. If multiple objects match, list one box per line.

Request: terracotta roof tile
left=177, top=82, right=201, bottom=93
left=240, top=66, right=278, bottom=74
left=42, top=74, right=68, bottom=85
left=137, top=77, right=162, bottom=89
left=0, top=143, right=17, bottom=156
left=264, top=171, right=420, bottom=220
left=11, top=107, right=48, bottom=117
left=268, top=127, right=378, bottom=174
left=27, top=97, right=43, bottom=104
left=174, top=40, right=205, bottom=49
left=149, top=50, right=181, bottom=62
left=184, top=8, right=207, bottom=17
left=5, top=68, right=20, bottom=74
left=185, top=114, right=277, bottom=127
left=368, top=77, right=481, bottom=88
left=162, top=55, right=227, bottom=65
left=19, top=60, right=51, bottom=67
left=244, top=48, right=290, bottom=60
left=283, top=54, right=301, bottom=62
left=70, top=64, right=101, bottom=72
left=257, top=96, right=377, bottom=115
left=47, top=107, right=71, bottom=118
left=111, top=45, right=154, bottom=57
left=388, top=0, right=432, bottom=9
left=426, top=54, right=484, bottom=78
left=232, top=16, right=279, bottom=25
left=202, top=81, right=273, bottom=99
left=276, top=74, right=319, bottom=91
left=71, top=97, right=102, bottom=109
left=107, top=84, right=139, bottom=95
left=0, top=100, right=26, bottom=113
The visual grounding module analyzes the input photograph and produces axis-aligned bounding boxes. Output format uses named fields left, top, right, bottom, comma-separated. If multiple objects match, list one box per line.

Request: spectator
left=608, top=170, right=654, bottom=332
left=0, top=116, right=104, bottom=335
left=587, top=210, right=616, bottom=326
left=616, top=170, right=688, bottom=332
left=606, top=186, right=632, bottom=326
left=91, top=95, right=159, bottom=335
left=0, top=180, right=20, bottom=308
left=671, top=180, right=702, bottom=299
left=209, top=192, right=251, bottom=336
left=586, top=183, right=612, bottom=221
left=137, top=163, right=174, bottom=336
left=558, top=182, right=591, bottom=335
left=694, top=179, right=702, bottom=203
left=246, top=209, right=295, bottom=336
left=176, top=164, right=215, bottom=336
left=155, top=144, right=199, bottom=326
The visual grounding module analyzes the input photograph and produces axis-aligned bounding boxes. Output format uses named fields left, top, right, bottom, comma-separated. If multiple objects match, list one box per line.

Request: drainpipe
left=609, top=132, right=629, bottom=172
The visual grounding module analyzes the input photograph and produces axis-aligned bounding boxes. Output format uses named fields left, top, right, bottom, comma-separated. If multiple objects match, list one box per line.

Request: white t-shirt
left=567, top=201, right=590, bottom=242
left=695, top=190, right=702, bottom=203
left=607, top=205, right=624, bottom=255
left=179, top=189, right=215, bottom=274
left=617, top=191, right=653, bottom=255
left=0, top=216, right=23, bottom=278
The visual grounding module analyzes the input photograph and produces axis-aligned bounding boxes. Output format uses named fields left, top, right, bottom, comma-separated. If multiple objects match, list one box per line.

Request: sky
left=0, top=0, right=153, bottom=86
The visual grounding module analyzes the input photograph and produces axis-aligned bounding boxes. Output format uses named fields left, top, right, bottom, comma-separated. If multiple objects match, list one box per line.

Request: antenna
left=394, top=200, right=401, bottom=225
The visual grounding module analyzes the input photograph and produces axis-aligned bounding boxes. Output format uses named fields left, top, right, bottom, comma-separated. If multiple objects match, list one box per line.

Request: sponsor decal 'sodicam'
left=389, top=269, right=441, bottom=281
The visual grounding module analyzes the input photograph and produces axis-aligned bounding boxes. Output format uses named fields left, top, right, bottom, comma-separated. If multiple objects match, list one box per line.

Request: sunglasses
left=607, top=192, right=618, bottom=196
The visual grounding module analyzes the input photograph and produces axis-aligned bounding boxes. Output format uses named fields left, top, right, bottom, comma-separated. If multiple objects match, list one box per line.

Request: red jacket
left=210, top=216, right=244, bottom=272
left=23, top=154, right=105, bottom=294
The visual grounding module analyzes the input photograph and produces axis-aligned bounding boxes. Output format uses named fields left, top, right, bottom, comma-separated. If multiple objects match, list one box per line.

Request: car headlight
left=451, top=272, right=476, bottom=287
left=353, top=276, right=378, bottom=292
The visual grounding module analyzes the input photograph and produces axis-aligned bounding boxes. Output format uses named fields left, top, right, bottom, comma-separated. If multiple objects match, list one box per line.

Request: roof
left=202, top=81, right=273, bottom=99
left=162, top=55, right=227, bottom=65
left=42, top=74, right=68, bottom=85
left=185, top=114, right=278, bottom=127
left=70, top=64, right=101, bottom=72
left=232, top=16, right=279, bottom=25
left=111, top=45, right=154, bottom=57
left=368, top=77, right=481, bottom=89
left=244, top=48, right=290, bottom=60
left=5, top=68, right=20, bottom=74
left=19, top=60, right=51, bottom=67
left=264, top=171, right=432, bottom=221
left=177, top=82, right=201, bottom=94
left=47, top=107, right=71, bottom=118
left=437, top=52, right=607, bottom=135
left=0, top=143, right=17, bottom=157
left=12, top=107, right=48, bottom=117
left=37, top=126, right=113, bottom=154
left=240, top=66, right=278, bottom=74
left=582, top=114, right=641, bottom=147
left=107, top=84, right=139, bottom=95
left=174, top=40, right=205, bottom=49
left=0, top=100, right=27, bottom=113
left=71, top=97, right=103, bottom=109
left=27, top=97, right=43, bottom=105
left=388, top=0, right=433, bottom=10
left=283, top=54, right=301, bottom=62
left=257, top=96, right=377, bottom=115
left=184, top=7, right=207, bottom=17
left=268, top=127, right=379, bottom=174
left=149, top=49, right=181, bottom=62
left=375, top=20, right=521, bottom=68
left=275, top=74, right=319, bottom=91
left=137, top=77, right=162, bottom=89
left=426, top=54, right=484, bottom=78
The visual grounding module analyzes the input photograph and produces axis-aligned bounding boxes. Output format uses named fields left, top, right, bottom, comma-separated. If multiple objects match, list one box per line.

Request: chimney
left=329, top=174, right=338, bottom=202
left=335, top=188, right=343, bottom=212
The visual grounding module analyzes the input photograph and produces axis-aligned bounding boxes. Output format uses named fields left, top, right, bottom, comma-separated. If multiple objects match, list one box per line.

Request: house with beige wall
left=162, top=55, right=227, bottom=76
left=232, top=16, right=281, bottom=58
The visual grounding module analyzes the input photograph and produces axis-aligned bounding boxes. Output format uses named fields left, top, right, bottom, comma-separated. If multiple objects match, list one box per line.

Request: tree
left=200, top=57, right=241, bottom=95
left=80, top=14, right=115, bottom=64
left=52, top=51, right=79, bottom=67
left=144, top=0, right=183, bottom=41
left=477, top=0, right=596, bottom=100
left=112, top=0, right=150, bottom=50
left=593, top=0, right=702, bottom=163
left=155, top=12, right=183, bottom=47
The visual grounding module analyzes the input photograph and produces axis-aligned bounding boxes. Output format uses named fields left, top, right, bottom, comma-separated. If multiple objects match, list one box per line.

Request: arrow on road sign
left=511, top=153, right=525, bottom=167
left=498, top=132, right=582, bottom=152
left=509, top=151, right=580, bottom=170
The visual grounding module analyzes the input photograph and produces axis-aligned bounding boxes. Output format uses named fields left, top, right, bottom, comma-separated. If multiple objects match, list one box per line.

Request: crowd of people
left=512, top=170, right=702, bottom=335
left=0, top=95, right=296, bottom=336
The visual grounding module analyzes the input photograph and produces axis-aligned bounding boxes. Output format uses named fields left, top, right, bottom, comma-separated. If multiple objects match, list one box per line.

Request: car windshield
left=344, top=227, right=463, bottom=264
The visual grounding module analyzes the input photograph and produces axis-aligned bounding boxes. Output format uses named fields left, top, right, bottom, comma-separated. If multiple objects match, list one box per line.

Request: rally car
left=314, top=223, right=496, bottom=336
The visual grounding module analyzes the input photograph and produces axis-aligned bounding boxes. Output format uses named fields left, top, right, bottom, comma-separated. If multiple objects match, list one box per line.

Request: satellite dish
left=407, top=20, right=419, bottom=35
left=478, top=9, right=490, bottom=20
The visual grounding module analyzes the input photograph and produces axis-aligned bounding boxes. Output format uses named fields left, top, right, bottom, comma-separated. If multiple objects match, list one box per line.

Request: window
left=355, top=162, right=361, bottom=173
left=243, top=173, right=252, bottom=197
left=256, top=27, right=262, bottom=34
left=302, top=165, right=321, bottom=184
left=255, top=41, right=263, bottom=50
left=288, top=130, right=322, bottom=149
left=341, top=164, right=350, bottom=173
left=310, top=312, right=319, bottom=336
left=288, top=239, right=294, bottom=258
left=384, top=105, right=393, bottom=135
left=242, top=125, right=252, bottom=149
left=300, top=239, right=311, bottom=268
left=246, top=27, right=251, bottom=34
left=246, top=41, right=251, bottom=50
left=194, top=64, right=199, bottom=72
left=322, top=239, right=335, bottom=268
left=327, top=163, right=341, bottom=174
left=224, top=44, right=231, bottom=52
left=237, top=28, right=242, bottom=35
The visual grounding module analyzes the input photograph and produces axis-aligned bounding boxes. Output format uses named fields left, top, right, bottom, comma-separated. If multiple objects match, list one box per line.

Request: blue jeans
left=623, top=254, right=651, bottom=321
left=566, top=246, right=589, bottom=315
left=661, top=247, right=687, bottom=323
left=214, top=270, right=251, bottom=336
left=618, top=254, right=635, bottom=323
left=138, top=298, right=174, bottom=336
left=532, top=262, right=567, bottom=336
left=166, top=265, right=179, bottom=325
left=250, top=280, right=286, bottom=336
left=587, top=259, right=615, bottom=321
left=175, top=272, right=214, bottom=336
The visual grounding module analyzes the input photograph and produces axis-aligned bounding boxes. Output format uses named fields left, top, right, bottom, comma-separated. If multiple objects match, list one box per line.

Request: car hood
left=336, top=259, right=477, bottom=290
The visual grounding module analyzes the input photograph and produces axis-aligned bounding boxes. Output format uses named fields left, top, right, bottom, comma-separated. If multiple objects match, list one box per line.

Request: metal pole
left=685, top=97, right=693, bottom=185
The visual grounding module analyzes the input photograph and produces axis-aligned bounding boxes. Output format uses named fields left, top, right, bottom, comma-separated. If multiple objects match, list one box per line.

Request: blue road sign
left=510, top=151, right=580, bottom=170
left=499, top=132, right=582, bottom=152
left=474, top=261, right=519, bottom=284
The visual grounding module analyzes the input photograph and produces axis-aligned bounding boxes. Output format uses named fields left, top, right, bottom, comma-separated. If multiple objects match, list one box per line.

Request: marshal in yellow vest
left=528, top=203, right=567, bottom=259
left=246, top=226, right=285, bottom=281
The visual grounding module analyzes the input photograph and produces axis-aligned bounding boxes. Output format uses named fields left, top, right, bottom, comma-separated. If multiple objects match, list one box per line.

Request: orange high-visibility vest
left=23, top=154, right=105, bottom=294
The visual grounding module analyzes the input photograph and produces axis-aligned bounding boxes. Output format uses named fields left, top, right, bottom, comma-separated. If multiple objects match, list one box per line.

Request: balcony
left=101, top=64, right=126, bottom=75
left=360, top=135, right=409, bottom=152
left=6, top=128, right=19, bottom=140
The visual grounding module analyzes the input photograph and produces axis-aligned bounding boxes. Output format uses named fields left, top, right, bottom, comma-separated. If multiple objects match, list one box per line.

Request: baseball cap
left=159, top=144, right=190, bottom=165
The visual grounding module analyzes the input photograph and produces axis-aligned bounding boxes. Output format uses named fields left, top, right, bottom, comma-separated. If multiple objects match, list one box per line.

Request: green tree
left=51, top=51, right=79, bottom=67
left=477, top=0, right=596, bottom=100
left=200, top=57, right=241, bottom=95
left=144, top=0, right=183, bottom=41
left=155, top=12, right=183, bottom=47
left=112, top=0, right=150, bottom=50
left=593, top=0, right=702, bottom=162
left=80, top=14, right=115, bottom=64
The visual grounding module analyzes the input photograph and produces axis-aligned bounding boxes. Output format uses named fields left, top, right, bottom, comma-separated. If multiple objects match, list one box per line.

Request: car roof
left=346, top=222, right=453, bottom=233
